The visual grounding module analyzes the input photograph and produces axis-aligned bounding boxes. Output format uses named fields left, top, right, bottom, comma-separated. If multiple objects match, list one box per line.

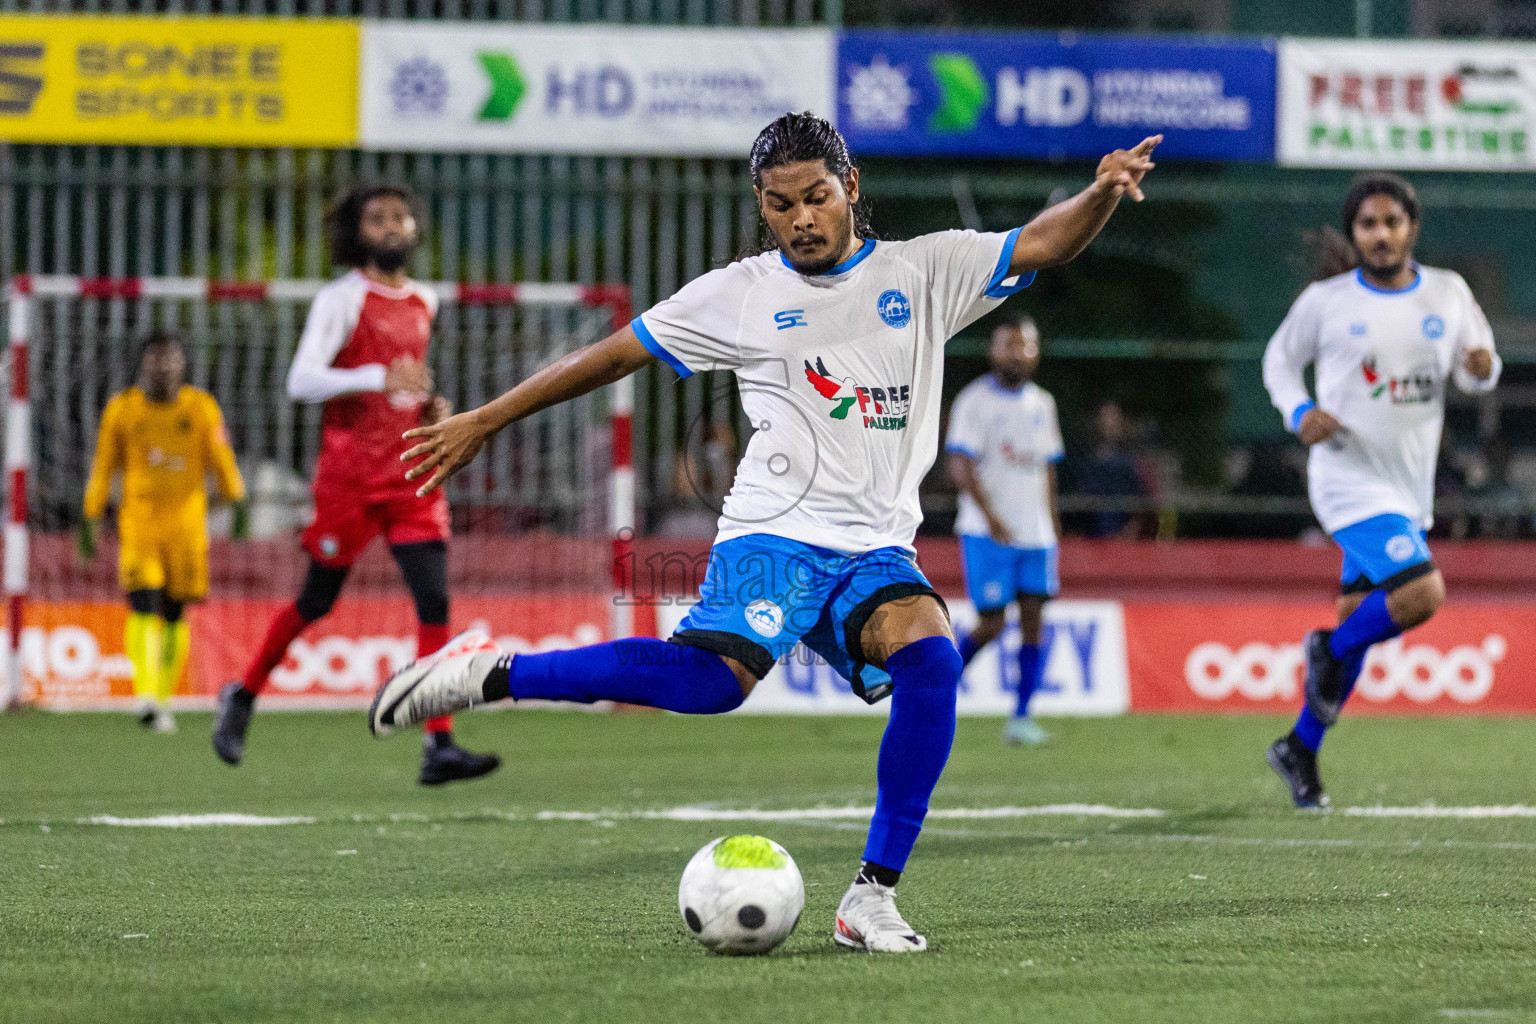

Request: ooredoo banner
left=7, top=594, right=608, bottom=707
left=1278, top=38, right=1536, bottom=169
left=360, top=23, right=834, bottom=155
left=837, top=29, right=1276, bottom=161
left=1125, top=601, right=1536, bottom=715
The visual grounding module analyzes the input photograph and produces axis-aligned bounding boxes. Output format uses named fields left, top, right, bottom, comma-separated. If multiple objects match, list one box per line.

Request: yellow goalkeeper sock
left=125, top=612, right=164, bottom=703
left=159, top=619, right=190, bottom=703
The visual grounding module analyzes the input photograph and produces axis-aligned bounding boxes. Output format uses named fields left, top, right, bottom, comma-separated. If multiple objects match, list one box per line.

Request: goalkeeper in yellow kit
left=80, top=331, right=247, bottom=732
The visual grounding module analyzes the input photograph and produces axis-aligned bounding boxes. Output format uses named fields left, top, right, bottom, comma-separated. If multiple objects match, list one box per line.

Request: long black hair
left=745, top=111, right=873, bottom=257
left=328, top=183, right=421, bottom=269
left=1307, top=172, right=1422, bottom=281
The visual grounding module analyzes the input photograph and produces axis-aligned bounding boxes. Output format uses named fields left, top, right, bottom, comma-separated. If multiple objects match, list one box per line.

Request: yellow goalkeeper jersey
left=83, top=386, right=246, bottom=521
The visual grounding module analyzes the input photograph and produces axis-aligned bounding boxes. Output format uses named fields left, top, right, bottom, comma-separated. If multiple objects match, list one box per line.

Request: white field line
left=65, top=804, right=1536, bottom=832
left=534, top=804, right=1166, bottom=822
left=85, top=814, right=316, bottom=827
left=1345, top=805, right=1536, bottom=818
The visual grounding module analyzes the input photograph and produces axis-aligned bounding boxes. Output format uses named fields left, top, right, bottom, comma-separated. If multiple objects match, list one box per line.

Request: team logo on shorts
left=744, top=600, right=785, bottom=639
left=803, top=357, right=911, bottom=431
left=319, top=535, right=340, bottom=559
left=1385, top=535, right=1418, bottom=562
left=876, top=289, right=911, bottom=328
left=1422, top=314, right=1446, bottom=339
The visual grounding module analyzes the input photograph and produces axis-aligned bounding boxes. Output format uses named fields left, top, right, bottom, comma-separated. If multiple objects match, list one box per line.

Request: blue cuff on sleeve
left=1289, top=400, right=1316, bottom=433
left=945, top=442, right=979, bottom=458
left=1048, top=450, right=1065, bottom=464
left=631, top=316, right=694, bottom=379
left=984, top=226, right=1038, bottom=299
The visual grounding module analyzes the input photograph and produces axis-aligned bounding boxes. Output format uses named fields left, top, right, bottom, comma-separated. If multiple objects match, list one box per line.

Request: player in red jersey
left=212, top=184, right=500, bottom=785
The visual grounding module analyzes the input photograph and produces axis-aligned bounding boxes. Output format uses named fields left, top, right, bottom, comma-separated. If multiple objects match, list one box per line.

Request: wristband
left=1289, top=400, right=1316, bottom=434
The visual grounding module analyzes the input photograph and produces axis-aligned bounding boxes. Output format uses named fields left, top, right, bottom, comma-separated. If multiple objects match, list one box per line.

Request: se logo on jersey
left=1362, top=357, right=1434, bottom=405
left=803, top=357, right=911, bottom=431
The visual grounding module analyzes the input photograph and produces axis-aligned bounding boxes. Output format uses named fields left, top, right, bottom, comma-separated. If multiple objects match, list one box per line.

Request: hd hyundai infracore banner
left=836, top=29, right=1277, bottom=162
left=359, top=23, right=835, bottom=155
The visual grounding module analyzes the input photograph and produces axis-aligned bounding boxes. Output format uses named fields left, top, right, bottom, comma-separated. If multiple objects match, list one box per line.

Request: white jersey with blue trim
left=1262, top=265, right=1500, bottom=533
left=635, top=229, right=1033, bottom=553
left=945, top=376, right=1063, bottom=548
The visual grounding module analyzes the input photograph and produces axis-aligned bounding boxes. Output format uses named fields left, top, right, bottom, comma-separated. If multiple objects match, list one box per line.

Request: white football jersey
left=946, top=376, right=1062, bottom=548
left=636, top=230, right=1033, bottom=553
left=1262, top=265, right=1500, bottom=533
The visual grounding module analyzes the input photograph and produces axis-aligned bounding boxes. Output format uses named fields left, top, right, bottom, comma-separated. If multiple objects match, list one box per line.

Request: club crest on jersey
left=743, top=599, right=785, bottom=639
left=803, top=357, right=910, bottom=430
left=1362, top=356, right=1434, bottom=405
left=876, top=289, right=911, bottom=328
left=1422, top=314, right=1445, bottom=339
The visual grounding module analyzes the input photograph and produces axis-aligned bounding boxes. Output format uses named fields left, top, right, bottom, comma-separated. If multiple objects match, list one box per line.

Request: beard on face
left=774, top=201, right=854, bottom=275
left=363, top=235, right=417, bottom=273
left=783, top=237, right=839, bottom=275
left=1360, top=248, right=1408, bottom=279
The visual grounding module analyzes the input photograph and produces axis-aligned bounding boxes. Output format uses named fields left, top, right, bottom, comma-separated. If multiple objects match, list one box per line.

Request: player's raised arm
left=401, top=325, right=655, bottom=496
left=1007, top=135, right=1161, bottom=276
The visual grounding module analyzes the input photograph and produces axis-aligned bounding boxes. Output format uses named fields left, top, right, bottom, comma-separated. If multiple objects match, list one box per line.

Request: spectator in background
left=1231, top=439, right=1310, bottom=539
left=1466, top=435, right=1528, bottom=539
left=655, top=423, right=738, bottom=538
left=1072, top=400, right=1149, bottom=539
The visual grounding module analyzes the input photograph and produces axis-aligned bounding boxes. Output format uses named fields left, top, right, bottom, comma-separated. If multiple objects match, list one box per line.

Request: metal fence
left=7, top=1, right=1536, bottom=543
left=1, top=145, right=768, bottom=532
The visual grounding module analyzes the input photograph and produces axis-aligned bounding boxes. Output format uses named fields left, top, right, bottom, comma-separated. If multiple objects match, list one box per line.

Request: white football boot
left=834, top=880, right=928, bottom=952
left=369, top=629, right=502, bottom=737
left=152, top=706, right=177, bottom=734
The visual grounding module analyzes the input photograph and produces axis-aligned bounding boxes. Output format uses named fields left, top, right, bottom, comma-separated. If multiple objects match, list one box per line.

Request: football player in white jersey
left=1262, top=173, right=1499, bottom=809
left=373, top=113, right=1159, bottom=951
left=946, top=317, right=1063, bottom=746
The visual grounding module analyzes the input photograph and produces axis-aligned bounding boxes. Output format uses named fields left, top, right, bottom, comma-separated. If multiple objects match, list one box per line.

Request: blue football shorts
left=1333, top=513, right=1435, bottom=595
left=670, top=533, right=945, bottom=704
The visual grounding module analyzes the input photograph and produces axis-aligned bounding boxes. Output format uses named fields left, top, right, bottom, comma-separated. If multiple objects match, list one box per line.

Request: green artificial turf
left=2, top=709, right=1534, bottom=1023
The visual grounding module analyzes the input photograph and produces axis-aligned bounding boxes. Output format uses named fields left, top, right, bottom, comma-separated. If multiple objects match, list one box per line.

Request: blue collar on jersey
left=779, top=237, right=875, bottom=276
left=987, top=373, right=1030, bottom=395
left=1355, top=264, right=1421, bottom=294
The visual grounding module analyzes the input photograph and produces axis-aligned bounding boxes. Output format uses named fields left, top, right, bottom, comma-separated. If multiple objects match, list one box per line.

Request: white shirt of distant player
left=637, top=230, right=1033, bottom=554
left=1262, top=265, right=1501, bottom=533
left=285, top=270, right=440, bottom=404
left=946, top=376, right=1063, bottom=548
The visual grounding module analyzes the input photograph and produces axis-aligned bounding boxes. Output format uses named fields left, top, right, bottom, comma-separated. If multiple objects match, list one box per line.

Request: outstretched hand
left=1095, top=135, right=1162, bottom=203
left=401, top=411, right=488, bottom=497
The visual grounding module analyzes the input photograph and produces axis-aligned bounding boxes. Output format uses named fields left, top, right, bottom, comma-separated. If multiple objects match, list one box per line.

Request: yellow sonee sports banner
left=0, top=15, right=358, bottom=147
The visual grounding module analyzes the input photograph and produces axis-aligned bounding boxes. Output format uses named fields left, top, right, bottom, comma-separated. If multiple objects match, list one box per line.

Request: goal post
left=0, top=274, right=634, bottom=710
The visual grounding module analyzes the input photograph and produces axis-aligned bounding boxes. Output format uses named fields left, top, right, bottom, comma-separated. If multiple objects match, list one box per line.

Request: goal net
left=2, top=276, right=634, bottom=708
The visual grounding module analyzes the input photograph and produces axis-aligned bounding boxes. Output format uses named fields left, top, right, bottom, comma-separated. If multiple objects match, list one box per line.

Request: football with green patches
left=678, top=835, right=804, bottom=955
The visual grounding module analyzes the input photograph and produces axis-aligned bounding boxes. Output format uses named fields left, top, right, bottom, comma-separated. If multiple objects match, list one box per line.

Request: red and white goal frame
left=0, top=274, right=635, bottom=709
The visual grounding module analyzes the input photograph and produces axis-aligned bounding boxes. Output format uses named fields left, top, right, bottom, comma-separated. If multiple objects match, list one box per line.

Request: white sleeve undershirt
left=285, top=281, right=387, bottom=403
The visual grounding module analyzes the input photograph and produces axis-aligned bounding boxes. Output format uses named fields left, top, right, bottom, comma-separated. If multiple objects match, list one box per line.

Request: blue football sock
left=1292, top=706, right=1326, bottom=752
left=1329, top=589, right=1402, bottom=660
left=1014, top=642, right=1042, bottom=718
left=488, top=639, right=745, bottom=715
left=1294, top=646, right=1367, bottom=752
left=862, top=636, right=962, bottom=873
left=957, top=631, right=981, bottom=668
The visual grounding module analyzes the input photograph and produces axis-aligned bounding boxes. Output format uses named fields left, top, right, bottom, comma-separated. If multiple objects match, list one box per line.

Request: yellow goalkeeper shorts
left=118, top=501, right=210, bottom=602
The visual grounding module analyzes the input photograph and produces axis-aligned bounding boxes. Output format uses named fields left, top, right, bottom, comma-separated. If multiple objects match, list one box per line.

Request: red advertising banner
left=9, top=593, right=609, bottom=706
left=1125, top=602, right=1536, bottom=715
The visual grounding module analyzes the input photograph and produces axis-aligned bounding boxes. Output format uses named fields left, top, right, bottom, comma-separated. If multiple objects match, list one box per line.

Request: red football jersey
left=289, top=271, right=439, bottom=502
